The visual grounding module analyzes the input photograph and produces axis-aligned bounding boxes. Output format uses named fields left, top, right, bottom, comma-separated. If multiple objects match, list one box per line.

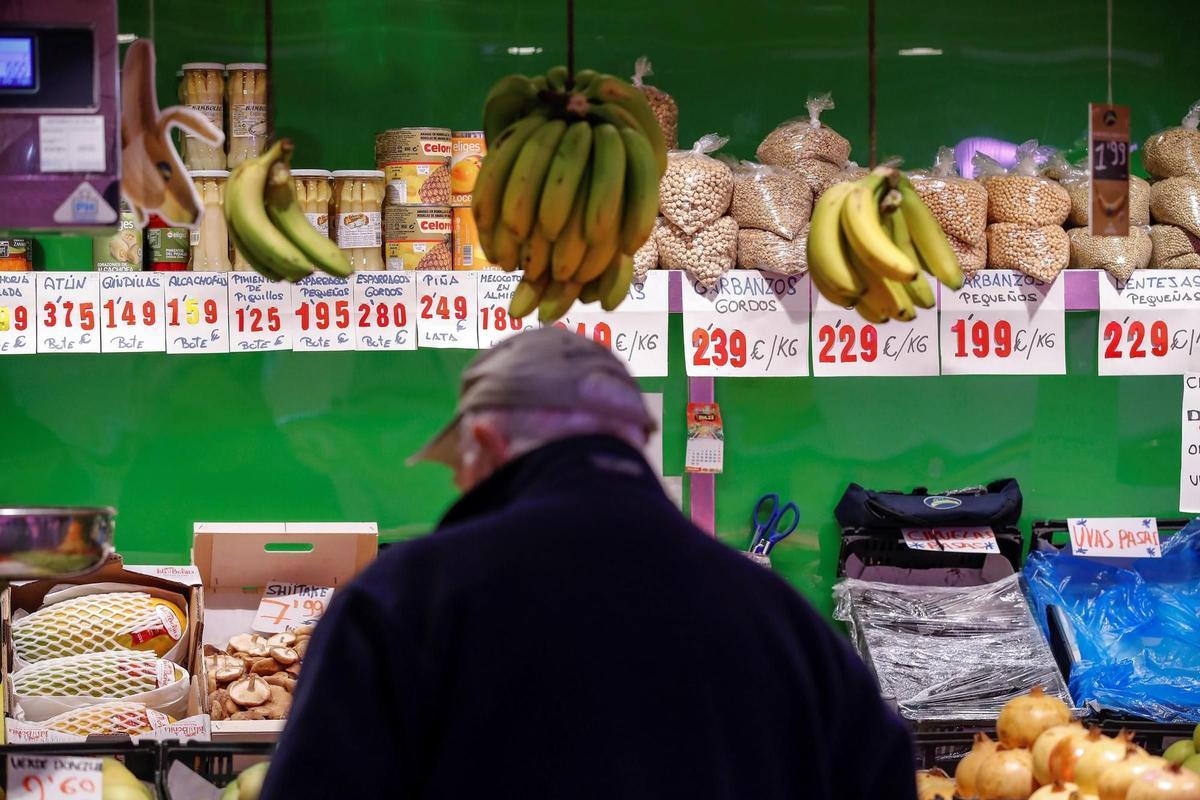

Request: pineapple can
left=453, top=207, right=493, bottom=269
left=377, top=127, right=451, bottom=205
left=383, top=204, right=452, bottom=270
left=450, top=130, right=486, bottom=207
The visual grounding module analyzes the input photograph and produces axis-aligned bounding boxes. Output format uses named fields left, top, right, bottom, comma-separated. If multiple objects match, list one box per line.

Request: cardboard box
left=192, top=521, right=378, bottom=740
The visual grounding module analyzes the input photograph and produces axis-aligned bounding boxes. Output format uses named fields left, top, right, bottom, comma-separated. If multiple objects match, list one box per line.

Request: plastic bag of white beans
left=658, top=134, right=734, bottom=235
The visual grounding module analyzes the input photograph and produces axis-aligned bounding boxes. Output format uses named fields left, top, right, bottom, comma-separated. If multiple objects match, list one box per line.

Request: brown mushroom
left=267, top=632, right=297, bottom=648
left=264, top=672, right=297, bottom=693
left=295, top=625, right=316, bottom=637
left=270, top=647, right=298, bottom=666
left=294, top=639, right=309, bottom=660
left=285, top=661, right=302, bottom=676
left=250, top=657, right=282, bottom=676
left=230, top=707, right=272, bottom=721
left=228, top=633, right=269, bottom=657
left=225, top=697, right=241, bottom=716
left=206, top=674, right=217, bottom=694
left=203, top=644, right=223, bottom=658
left=212, top=654, right=246, bottom=683
left=261, top=685, right=292, bottom=720
left=209, top=689, right=230, bottom=721
left=227, top=675, right=271, bottom=708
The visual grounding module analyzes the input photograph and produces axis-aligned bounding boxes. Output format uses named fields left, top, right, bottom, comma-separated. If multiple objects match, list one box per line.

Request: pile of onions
left=1034, top=723, right=1086, bottom=785
left=1029, top=781, right=1082, bottom=800
left=1049, top=726, right=1108, bottom=784
left=917, top=767, right=957, bottom=800
left=977, top=747, right=1037, bottom=800
left=998, top=687, right=1072, bottom=748
left=957, top=733, right=1001, bottom=799
left=1098, top=752, right=1170, bottom=800
left=1126, top=764, right=1200, bottom=800
left=1074, top=733, right=1142, bottom=793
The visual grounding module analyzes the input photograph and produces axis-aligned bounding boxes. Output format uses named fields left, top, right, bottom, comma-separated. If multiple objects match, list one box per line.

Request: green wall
left=4, top=0, right=1199, bottom=615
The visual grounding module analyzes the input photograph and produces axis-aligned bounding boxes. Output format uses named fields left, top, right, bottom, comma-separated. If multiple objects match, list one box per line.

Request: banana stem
left=879, top=189, right=902, bottom=215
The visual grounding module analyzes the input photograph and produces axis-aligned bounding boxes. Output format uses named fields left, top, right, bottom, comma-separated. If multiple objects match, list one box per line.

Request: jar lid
left=452, top=130, right=486, bottom=138
left=181, top=62, right=225, bottom=71
left=332, top=170, right=385, bottom=179
left=225, top=62, right=267, bottom=71
left=290, top=169, right=334, bottom=179
left=189, top=170, right=231, bottom=178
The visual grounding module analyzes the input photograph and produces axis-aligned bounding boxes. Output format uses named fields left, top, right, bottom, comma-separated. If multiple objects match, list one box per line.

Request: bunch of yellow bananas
left=475, top=65, right=668, bottom=322
left=807, top=167, right=964, bottom=322
left=225, top=139, right=351, bottom=282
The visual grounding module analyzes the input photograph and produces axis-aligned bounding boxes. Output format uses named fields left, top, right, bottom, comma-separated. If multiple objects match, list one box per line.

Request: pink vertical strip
left=688, top=376, right=717, bottom=537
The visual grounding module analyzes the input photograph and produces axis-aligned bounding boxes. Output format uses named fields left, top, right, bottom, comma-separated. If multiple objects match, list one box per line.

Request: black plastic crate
left=838, top=525, right=1024, bottom=577
left=160, top=741, right=274, bottom=799
left=0, top=740, right=159, bottom=791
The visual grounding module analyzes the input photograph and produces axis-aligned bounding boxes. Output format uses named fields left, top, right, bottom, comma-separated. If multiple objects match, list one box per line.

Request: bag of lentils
left=728, top=160, right=812, bottom=241
left=1149, top=176, right=1200, bottom=239
left=736, top=227, right=808, bottom=275
left=631, top=57, right=679, bottom=150
left=1068, top=226, right=1152, bottom=281
left=1143, top=99, right=1200, bottom=179
left=974, top=140, right=1070, bottom=227
left=1150, top=224, right=1200, bottom=269
left=1046, top=152, right=1150, bottom=228
left=756, top=93, right=851, bottom=170
left=658, top=134, right=734, bottom=235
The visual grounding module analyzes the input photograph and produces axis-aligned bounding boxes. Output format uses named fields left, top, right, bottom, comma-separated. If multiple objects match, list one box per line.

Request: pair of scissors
left=749, top=493, right=800, bottom=555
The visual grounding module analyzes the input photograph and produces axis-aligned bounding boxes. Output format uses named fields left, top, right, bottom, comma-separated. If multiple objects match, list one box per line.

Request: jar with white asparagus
left=181, top=63, right=225, bottom=170
left=332, top=170, right=386, bottom=271
left=188, top=171, right=232, bottom=272
left=225, top=63, right=268, bottom=168
left=290, top=170, right=334, bottom=238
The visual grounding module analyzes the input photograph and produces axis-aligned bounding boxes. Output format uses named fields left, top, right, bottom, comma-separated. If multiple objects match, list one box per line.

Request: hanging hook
left=566, top=0, right=576, bottom=90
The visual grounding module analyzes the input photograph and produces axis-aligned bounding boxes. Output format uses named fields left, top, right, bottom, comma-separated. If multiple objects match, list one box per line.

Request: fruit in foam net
left=12, top=592, right=186, bottom=663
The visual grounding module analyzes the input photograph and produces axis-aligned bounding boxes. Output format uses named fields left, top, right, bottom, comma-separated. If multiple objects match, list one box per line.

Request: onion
left=978, top=747, right=1037, bottom=800
left=1075, top=732, right=1141, bottom=794
left=1098, top=752, right=1169, bottom=800
left=1030, top=781, right=1082, bottom=800
left=1035, top=723, right=1086, bottom=785
left=998, top=687, right=1072, bottom=748
left=1050, top=727, right=1107, bottom=784
left=917, top=767, right=957, bottom=800
left=958, top=733, right=1002, bottom=799
left=1126, top=764, right=1200, bottom=800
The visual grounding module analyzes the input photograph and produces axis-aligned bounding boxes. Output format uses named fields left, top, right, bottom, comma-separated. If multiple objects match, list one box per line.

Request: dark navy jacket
left=263, top=435, right=916, bottom=799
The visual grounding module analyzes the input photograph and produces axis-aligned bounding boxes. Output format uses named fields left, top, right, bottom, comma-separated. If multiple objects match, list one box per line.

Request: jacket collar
left=437, top=435, right=657, bottom=530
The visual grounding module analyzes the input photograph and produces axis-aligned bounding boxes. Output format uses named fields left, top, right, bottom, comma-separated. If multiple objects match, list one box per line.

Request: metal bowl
left=0, top=506, right=115, bottom=579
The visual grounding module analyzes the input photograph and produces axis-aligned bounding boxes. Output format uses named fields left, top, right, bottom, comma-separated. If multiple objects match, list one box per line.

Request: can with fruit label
left=453, top=207, right=494, bottom=269
left=383, top=204, right=452, bottom=270
left=377, top=127, right=451, bottom=205
left=450, top=130, right=486, bottom=207
left=0, top=237, right=31, bottom=272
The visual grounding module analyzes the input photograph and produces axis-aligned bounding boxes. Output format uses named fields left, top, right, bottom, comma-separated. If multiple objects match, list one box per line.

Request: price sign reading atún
left=551, top=270, right=669, bottom=376
left=38, top=272, right=100, bottom=353
left=1066, top=517, right=1161, bottom=558
left=940, top=270, right=1065, bottom=375
left=1098, top=270, right=1200, bottom=375
left=682, top=270, right=809, bottom=377
left=99, top=272, right=166, bottom=352
left=7, top=754, right=102, bottom=800
left=228, top=273, right=293, bottom=352
left=416, top=271, right=478, bottom=349
left=477, top=270, right=529, bottom=349
left=351, top=272, right=416, bottom=351
left=293, top=275, right=354, bottom=351
left=252, top=581, right=335, bottom=634
left=811, top=274, right=938, bottom=377
left=164, top=273, right=229, bottom=354
left=0, top=273, right=36, bottom=355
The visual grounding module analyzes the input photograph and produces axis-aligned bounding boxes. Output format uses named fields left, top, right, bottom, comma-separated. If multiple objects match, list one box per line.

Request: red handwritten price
left=19, top=775, right=98, bottom=800
left=358, top=301, right=408, bottom=329
left=950, top=318, right=1013, bottom=358
left=7, top=755, right=102, bottom=800
left=812, top=312, right=938, bottom=377
left=252, top=582, right=336, bottom=633
left=420, top=293, right=469, bottom=321
left=167, top=297, right=220, bottom=326
left=103, top=298, right=157, bottom=328
left=258, top=597, right=326, bottom=626
left=296, top=299, right=350, bottom=331
left=480, top=305, right=523, bottom=333
left=691, top=326, right=747, bottom=368
left=0, top=305, right=30, bottom=332
left=1102, top=319, right=1170, bottom=359
left=235, top=306, right=282, bottom=333
left=816, top=322, right=878, bottom=363
left=41, top=300, right=95, bottom=331
left=559, top=319, right=613, bottom=349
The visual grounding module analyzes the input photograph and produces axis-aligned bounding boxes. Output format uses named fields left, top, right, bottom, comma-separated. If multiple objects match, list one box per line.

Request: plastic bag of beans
left=756, top=93, right=851, bottom=170
left=1150, top=224, right=1200, bottom=269
left=656, top=215, right=737, bottom=287
left=728, top=161, right=812, bottom=240
left=736, top=227, right=808, bottom=275
left=632, top=224, right=660, bottom=282
left=658, top=134, right=734, bottom=235
left=1067, top=226, right=1152, bottom=280
left=1149, top=176, right=1200, bottom=238
left=1143, top=99, right=1200, bottom=179
left=911, top=146, right=989, bottom=245
left=631, top=57, right=678, bottom=150
left=1046, top=153, right=1150, bottom=227
left=948, top=233, right=987, bottom=274
left=973, top=140, right=1070, bottom=226
left=986, top=222, right=1069, bottom=281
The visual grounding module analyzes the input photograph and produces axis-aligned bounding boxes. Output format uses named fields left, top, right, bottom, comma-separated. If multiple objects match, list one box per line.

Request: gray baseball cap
left=408, top=326, right=656, bottom=467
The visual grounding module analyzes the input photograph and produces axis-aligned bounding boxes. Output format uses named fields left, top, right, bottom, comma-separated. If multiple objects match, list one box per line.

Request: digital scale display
left=0, top=35, right=36, bottom=90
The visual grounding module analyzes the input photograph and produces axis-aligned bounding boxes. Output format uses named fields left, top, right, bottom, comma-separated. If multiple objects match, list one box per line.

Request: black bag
left=835, top=478, right=1023, bottom=530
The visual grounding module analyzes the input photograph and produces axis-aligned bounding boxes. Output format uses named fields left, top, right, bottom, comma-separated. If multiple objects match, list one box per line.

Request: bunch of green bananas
left=807, top=167, right=964, bottom=322
left=475, top=65, right=668, bottom=322
left=225, top=139, right=351, bottom=282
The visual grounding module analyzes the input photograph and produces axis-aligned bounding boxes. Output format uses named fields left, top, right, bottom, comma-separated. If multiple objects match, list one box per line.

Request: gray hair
left=459, top=406, right=647, bottom=460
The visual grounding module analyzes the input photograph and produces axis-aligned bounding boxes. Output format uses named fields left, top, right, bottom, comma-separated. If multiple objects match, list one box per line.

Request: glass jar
left=180, top=63, right=226, bottom=170
left=331, top=170, right=385, bottom=271
left=225, top=63, right=268, bottom=168
left=291, top=169, right=334, bottom=238
left=175, top=69, right=187, bottom=166
left=92, top=199, right=142, bottom=271
left=189, top=170, right=232, bottom=272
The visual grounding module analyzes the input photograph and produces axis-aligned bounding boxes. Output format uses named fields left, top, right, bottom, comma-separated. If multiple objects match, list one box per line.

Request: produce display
left=41, top=701, right=175, bottom=737
left=11, top=651, right=186, bottom=701
left=1148, top=177, right=1200, bottom=239
left=204, top=628, right=310, bottom=721
left=728, top=160, right=812, bottom=241
left=631, top=57, right=678, bottom=151
left=911, top=146, right=989, bottom=274
left=757, top=93, right=851, bottom=172
left=655, top=214, right=738, bottom=286
left=1143, top=100, right=1200, bottom=181
left=219, top=761, right=270, bottom=800
left=474, top=64, right=668, bottom=320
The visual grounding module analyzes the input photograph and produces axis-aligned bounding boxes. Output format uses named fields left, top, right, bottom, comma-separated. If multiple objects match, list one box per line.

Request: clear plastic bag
left=728, top=160, right=812, bottom=240
left=948, top=232, right=987, bottom=274
left=632, top=224, right=659, bottom=282
left=912, top=146, right=989, bottom=244
left=986, top=222, right=1069, bottom=281
left=756, top=93, right=851, bottom=169
left=655, top=215, right=737, bottom=287
left=1047, top=152, right=1150, bottom=228
left=974, top=140, right=1070, bottom=226
left=631, top=57, right=678, bottom=150
left=1149, top=176, right=1200, bottom=239
left=1023, top=522, right=1200, bottom=723
left=832, top=573, right=1072, bottom=721
left=1150, top=224, right=1200, bottom=269
left=736, top=226, right=807, bottom=275
left=1143, top=99, right=1200, bottom=179
left=658, top=133, right=734, bottom=235
left=1067, top=226, right=1152, bottom=280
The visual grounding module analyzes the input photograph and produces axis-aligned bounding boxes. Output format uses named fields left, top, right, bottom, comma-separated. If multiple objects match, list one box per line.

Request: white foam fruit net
left=11, top=652, right=181, bottom=698
left=43, top=701, right=168, bottom=737
left=12, top=592, right=179, bottom=663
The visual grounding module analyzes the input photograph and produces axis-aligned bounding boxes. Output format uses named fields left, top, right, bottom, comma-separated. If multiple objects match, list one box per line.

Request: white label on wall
left=416, top=271, right=478, bottom=349
left=0, top=273, right=36, bottom=355
left=228, top=273, right=293, bottom=352
left=164, top=273, right=230, bottom=354
left=1066, top=517, right=1161, bottom=558
left=476, top=270, right=530, bottom=349
left=292, top=275, right=354, bottom=351
left=37, top=272, right=100, bottom=353
left=549, top=270, right=670, bottom=377
left=1182, top=373, right=1200, bottom=512
left=99, top=272, right=166, bottom=352
left=38, top=116, right=106, bottom=173
left=351, top=272, right=416, bottom=351
left=811, top=275, right=939, bottom=377
left=1099, top=270, right=1200, bottom=375
left=940, top=270, right=1065, bottom=374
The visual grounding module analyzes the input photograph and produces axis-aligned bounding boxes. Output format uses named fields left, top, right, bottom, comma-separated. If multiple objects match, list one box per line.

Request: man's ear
left=472, top=419, right=510, bottom=463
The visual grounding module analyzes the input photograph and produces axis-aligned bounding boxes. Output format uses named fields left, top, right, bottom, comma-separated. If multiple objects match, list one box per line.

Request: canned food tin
left=450, top=130, right=486, bottom=207
left=452, top=207, right=493, bottom=269
left=383, top=163, right=451, bottom=205
left=0, top=238, right=31, bottom=272
left=383, top=205, right=452, bottom=270
left=377, top=127, right=452, bottom=205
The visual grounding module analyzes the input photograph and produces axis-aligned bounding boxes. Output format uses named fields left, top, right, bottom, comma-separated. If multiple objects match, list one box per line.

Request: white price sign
left=416, top=271, right=478, bottom=349
left=477, top=270, right=530, bottom=348
left=1182, top=373, right=1200, bottom=513
left=7, top=754, right=102, bottom=800
left=228, top=273, right=293, bottom=352
left=37, top=272, right=99, bottom=353
left=252, top=581, right=335, bottom=633
left=811, top=275, right=939, bottom=377
left=901, top=527, right=999, bottom=553
left=0, top=273, right=36, bottom=354
left=1099, top=270, right=1200, bottom=375
left=293, top=275, right=354, bottom=351
left=1066, top=517, right=1161, bottom=558
left=940, top=270, right=1065, bottom=374
left=682, top=271, right=809, bottom=377
left=551, top=270, right=670, bottom=376
left=99, top=272, right=166, bottom=352
left=164, top=273, right=229, bottom=354
left=351, top=272, right=416, bottom=351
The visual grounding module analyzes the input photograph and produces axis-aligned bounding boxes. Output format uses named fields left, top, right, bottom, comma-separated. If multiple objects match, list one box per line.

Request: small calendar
left=685, top=402, right=724, bottom=474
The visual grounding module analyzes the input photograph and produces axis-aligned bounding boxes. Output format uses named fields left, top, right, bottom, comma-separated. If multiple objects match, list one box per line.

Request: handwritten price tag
left=811, top=275, right=938, bottom=377
left=228, top=273, right=293, bottom=352
left=416, top=271, right=478, bottom=349
left=293, top=275, right=354, bottom=351
left=552, top=270, right=669, bottom=376
left=38, top=272, right=100, bottom=353
left=252, top=581, right=335, bottom=633
left=351, top=272, right=416, bottom=351
left=902, top=527, right=999, bottom=553
left=0, top=273, right=36, bottom=355
left=164, top=273, right=229, bottom=354
left=7, top=754, right=102, bottom=800
left=1098, top=270, right=1200, bottom=375
left=1066, top=517, right=1161, bottom=558
left=940, top=270, right=1065, bottom=374
left=99, top=272, right=166, bottom=352
left=682, top=271, right=809, bottom=377
left=477, top=270, right=529, bottom=349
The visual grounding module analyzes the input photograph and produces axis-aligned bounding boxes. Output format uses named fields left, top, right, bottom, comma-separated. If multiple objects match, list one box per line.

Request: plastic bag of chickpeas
left=756, top=93, right=851, bottom=170
left=658, top=133, right=734, bottom=235
left=973, top=140, right=1070, bottom=227
left=910, top=146, right=989, bottom=246
left=1143, top=99, right=1200, bottom=180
